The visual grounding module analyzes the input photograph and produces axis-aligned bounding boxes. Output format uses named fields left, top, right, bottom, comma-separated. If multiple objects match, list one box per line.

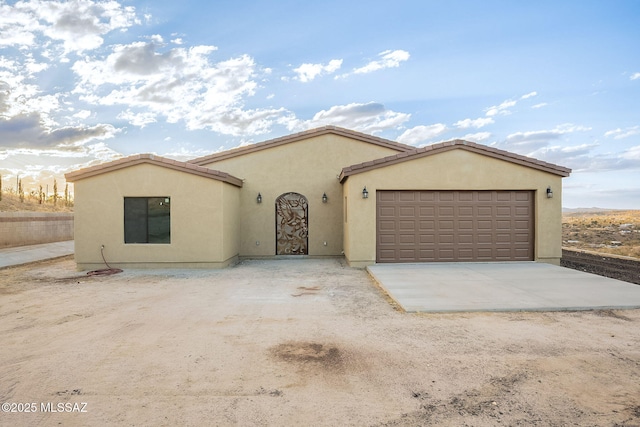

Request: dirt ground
left=1, top=257, right=639, bottom=427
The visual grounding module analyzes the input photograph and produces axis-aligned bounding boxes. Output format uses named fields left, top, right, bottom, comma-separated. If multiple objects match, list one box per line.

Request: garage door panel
left=378, top=220, right=396, bottom=231
left=458, top=191, right=474, bottom=201
left=420, top=206, right=435, bottom=217
left=459, top=206, right=474, bottom=216
left=419, top=192, right=436, bottom=202
left=399, top=192, right=417, bottom=202
left=398, top=249, right=417, bottom=261
left=379, top=206, right=397, bottom=217
left=419, top=233, right=435, bottom=244
left=478, top=220, right=493, bottom=230
left=438, top=192, right=455, bottom=202
left=477, top=206, right=493, bottom=217
left=496, top=220, right=512, bottom=230
left=420, top=220, right=435, bottom=230
left=496, top=206, right=512, bottom=216
left=437, top=249, right=455, bottom=260
left=478, top=192, right=493, bottom=202
left=378, top=192, right=396, bottom=202
left=379, top=234, right=397, bottom=244
left=399, top=220, right=416, bottom=230
left=399, top=234, right=416, bottom=244
left=399, top=206, right=415, bottom=217
left=459, top=220, right=473, bottom=230
left=439, top=206, right=454, bottom=217
left=458, top=234, right=474, bottom=244
left=439, top=220, right=454, bottom=230
left=377, top=249, right=396, bottom=261
left=439, top=234, right=454, bottom=244
left=478, top=233, right=493, bottom=243
left=496, top=192, right=513, bottom=201
left=496, top=233, right=512, bottom=243
left=377, top=190, right=534, bottom=263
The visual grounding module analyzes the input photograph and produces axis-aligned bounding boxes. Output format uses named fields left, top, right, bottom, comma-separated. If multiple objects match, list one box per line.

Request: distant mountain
left=562, top=207, right=623, bottom=213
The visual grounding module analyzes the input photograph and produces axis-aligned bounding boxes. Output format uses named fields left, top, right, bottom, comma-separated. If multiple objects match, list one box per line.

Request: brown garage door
left=377, top=190, right=534, bottom=262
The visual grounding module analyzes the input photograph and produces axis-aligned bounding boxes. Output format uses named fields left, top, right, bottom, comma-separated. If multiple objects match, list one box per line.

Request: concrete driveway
left=367, top=262, right=640, bottom=313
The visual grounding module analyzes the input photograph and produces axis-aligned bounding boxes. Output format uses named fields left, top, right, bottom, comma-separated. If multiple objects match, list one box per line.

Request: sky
left=0, top=0, right=639, bottom=209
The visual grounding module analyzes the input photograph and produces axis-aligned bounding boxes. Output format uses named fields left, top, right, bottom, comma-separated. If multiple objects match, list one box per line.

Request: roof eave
left=339, top=141, right=571, bottom=182
left=65, top=154, right=244, bottom=187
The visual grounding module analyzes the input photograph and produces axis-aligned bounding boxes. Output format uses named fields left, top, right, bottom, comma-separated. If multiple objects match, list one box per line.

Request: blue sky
left=1, top=0, right=639, bottom=208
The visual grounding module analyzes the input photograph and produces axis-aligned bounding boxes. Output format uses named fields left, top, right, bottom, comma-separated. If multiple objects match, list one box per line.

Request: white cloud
left=0, top=0, right=140, bottom=54
left=532, top=103, right=547, bottom=109
left=527, top=143, right=640, bottom=173
left=72, top=41, right=286, bottom=136
left=73, top=110, right=92, bottom=119
left=460, top=132, right=491, bottom=142
left=500, top=123, right=592, bottom=154
left=604, top=126, right=640, bottom=139
left=485, top=99, right=517, bottom=116
left=293, top=59, right=342, bottom=82
left=338, top=50, right=410, bottom=78
left=0, top=2, right=41, bottom=48
left=161, top=146, right=213, bottom=162
left=285, top=102, right=410, bottom=134
left=397, top=124, right=448, bottom=145
left=507, top=123, right=591, bottom=143
left=117, top=110, right=156, bottom=128
left=622, top=145, right=640, bottom=160
left=630, top=72, right=640, bottom=81
left=484, top=92, right=539, bottom=117
left=0, top=59, right=62, bottom=126
left=454, top=117, right=494, bottom=129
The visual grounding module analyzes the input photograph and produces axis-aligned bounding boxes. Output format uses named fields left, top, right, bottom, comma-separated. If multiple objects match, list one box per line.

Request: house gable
left=189, top=125, right=414, bottom=166
left=339, top=139, right=571, bottom=182
left=65, top=153, right=243, bottom=187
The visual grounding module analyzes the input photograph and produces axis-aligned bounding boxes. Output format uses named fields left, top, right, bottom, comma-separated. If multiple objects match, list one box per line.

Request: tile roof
left=339, top=139, right=572, bottom=182
left=189, top=125, right=414, bottom=166
left=65, top=153, right=243, bottom=187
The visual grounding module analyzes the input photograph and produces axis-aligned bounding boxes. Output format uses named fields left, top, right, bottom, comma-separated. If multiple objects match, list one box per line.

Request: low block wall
left=0, top=212, right=74, bottom=248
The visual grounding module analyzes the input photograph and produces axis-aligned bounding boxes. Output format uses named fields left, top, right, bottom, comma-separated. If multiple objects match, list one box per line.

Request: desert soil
left=1, top=257, right=639, bottom=427
left=563, top=210, right=640, bottom=259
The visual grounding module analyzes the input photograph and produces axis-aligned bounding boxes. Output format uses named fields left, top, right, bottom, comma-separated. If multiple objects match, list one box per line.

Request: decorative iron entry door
left=276, top=192, right=308, bottom=255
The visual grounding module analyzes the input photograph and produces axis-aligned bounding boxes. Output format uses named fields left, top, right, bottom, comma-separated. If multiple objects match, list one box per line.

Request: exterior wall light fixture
left=546, top=186, right=553, bottom=199
left=362, top=187, right=369, bottom=199
left=257, top=193, right=262, bottom=203
left=322, top=193, right=328, bottom=203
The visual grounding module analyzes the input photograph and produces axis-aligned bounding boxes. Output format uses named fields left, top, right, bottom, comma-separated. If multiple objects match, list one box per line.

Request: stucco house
left=65, top=126, right=571, bottom=270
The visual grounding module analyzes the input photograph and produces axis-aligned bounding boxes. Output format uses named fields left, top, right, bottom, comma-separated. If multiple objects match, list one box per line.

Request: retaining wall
left=0, top=212, right=74, bottom=248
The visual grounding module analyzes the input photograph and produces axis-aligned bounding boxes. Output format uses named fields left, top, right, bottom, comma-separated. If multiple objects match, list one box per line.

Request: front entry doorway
left=276, top=192, right=308, bottom=255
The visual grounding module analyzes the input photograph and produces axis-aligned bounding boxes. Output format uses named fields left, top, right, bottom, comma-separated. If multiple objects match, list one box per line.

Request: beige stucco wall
left=202, top=133, right=400, bottom=257
left=343, top=149, right=565, bottom=267
left=73, top=163, right=240, bottom=269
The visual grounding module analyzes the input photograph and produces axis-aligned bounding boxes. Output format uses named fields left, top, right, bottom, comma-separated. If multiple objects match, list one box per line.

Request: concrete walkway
left=0, top=240, right=74, bottom=269
left=367, top=262, right=640, bottom=313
